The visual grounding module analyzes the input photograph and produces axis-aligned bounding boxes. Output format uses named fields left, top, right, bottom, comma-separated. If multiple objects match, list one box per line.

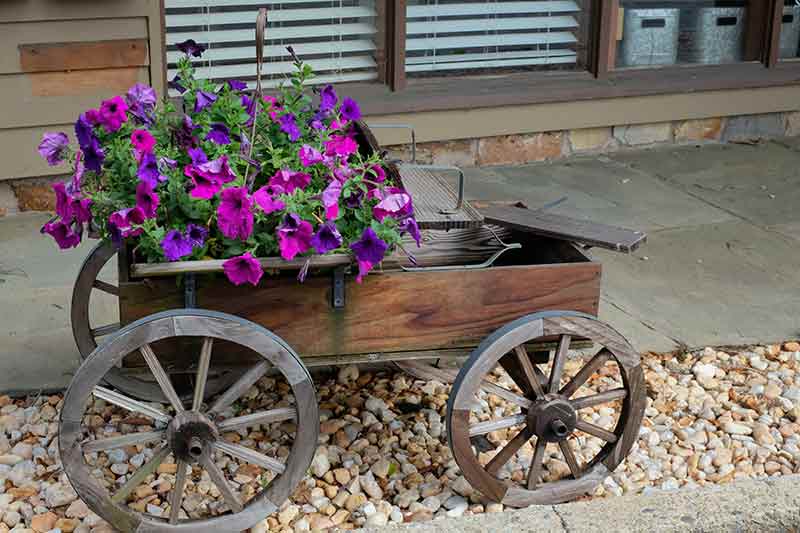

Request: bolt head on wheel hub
left=167, top=411, right=218, bottom=462
left=528, top=395, right=577, bottom=443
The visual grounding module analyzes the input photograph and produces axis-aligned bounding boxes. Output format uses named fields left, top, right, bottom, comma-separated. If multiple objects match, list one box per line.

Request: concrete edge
left=357, top=475, right=800, bottom=533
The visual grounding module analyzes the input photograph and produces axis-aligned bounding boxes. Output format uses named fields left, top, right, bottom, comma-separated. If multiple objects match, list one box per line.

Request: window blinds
left=164, top=0, right=379, bottom=91
left=405, top=0, right=581, bottom=73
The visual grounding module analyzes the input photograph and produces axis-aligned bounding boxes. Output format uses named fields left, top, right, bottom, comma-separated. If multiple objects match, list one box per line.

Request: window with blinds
left=164, top=0, right=380, bottom=91
left=405, top=0, right=587, bottom=75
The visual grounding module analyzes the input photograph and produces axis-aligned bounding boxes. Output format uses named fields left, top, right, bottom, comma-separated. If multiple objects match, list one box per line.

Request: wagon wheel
left=446, top=311, right=645, bottom=507
left=71, top=242, right=241, bottom=403
left=59, top=309, right=318, bottom=533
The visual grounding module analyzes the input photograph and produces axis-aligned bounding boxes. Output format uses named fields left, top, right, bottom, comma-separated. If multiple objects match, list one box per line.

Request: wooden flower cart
left=60, top=121, right=648, bottom=532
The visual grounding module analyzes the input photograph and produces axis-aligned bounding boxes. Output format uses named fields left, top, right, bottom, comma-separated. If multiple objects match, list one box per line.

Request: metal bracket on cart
left=331, top=267, right=346, bottom=309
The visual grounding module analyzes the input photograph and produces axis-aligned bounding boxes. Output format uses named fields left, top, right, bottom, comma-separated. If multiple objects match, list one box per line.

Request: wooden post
left=388, top=0, right=407, bottom=91
left=595, top=0, right=618, bottom=78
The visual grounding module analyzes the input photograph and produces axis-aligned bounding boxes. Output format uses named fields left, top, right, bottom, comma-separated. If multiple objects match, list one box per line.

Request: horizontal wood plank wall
left=0, top=0, right=164, bottom=182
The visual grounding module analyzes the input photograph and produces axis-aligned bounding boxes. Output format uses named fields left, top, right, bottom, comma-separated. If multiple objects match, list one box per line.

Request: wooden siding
left=0, top=0, right=164, bottom=182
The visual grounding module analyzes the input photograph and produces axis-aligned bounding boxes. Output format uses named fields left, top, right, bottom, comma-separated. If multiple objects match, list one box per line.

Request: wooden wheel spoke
left=92, top=279, right=119, bottom=296
left=514, top=345, right=546, bottom=399
left=91, top=323, right=121, bottom=337
left=558, top=440, right=582, bottom=479
left=480, top=380, right=533, bottom=409
left=217, top=407, right=296, bottom=432
left=559, top=349, right=612, bottom=398
left=469, top=414, right=526, bottom=437
left=169, top=460, right=188, bottom=524
left=192, top=338, right=214, bottom=412
left=111, top=445, right=170, bottom=504
left=215, top=441, right=286, bottom=474
left=82, top=430, right=165, bottom=453
left=200, top=454, right=244, bottom=513
left=571, top=388, right=627, bottom=410
left=207, top=360, right=270, bottom=416
left=485, top=425, right=535, bottom=476
left=93, top=386, right=171, bottom=424
left=527, top=438, right=547, bottom=490
left=548, top=334, right=571, bottom=393
left=140, top=343, right=185, bottom=413
left=575, top=419, right=618, bottom=443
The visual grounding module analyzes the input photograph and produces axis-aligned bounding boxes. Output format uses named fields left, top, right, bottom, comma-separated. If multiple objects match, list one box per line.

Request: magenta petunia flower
left=350, top=227, right=388, bottom=282
left=324, top=135, right=359, bottom=158
left=84, top=109, right=102, bottom=126
left=217, top=187, right=254, bottom=240
left=205, top=123, right=231, bottom=145
left=177, top=39, right=206, bottom=57
left=340, top=97, right=361, bottom=122
left=198, top=155, right=236, bottom=184
left=52, top=182, right=72, bottom=220
left=268, top=168, right=311, bottom=194
left=161, top=229, right=193, bottom=261
left=277, top=213, right=313, bottom=260
left=311, top=221, right=343, bottom=254
left=194, top=90, right=217, bottom=113
left=69, top=197, right=93, bottom=224
left=38, top=132, right=69, bottom=166
left=222, top=252, right=263, bottom=286
left=279, top=113, right=301, bottom=141
left=319, top=85, right=338, bottom=112
left=42, top=219, right=81, bottom=249
left=135, top=181, right=159, bottom=218
left=321, top=179, right=342, bottom=220
left=186, top=223, right=208, bottom=248
left=373, top=190, right=413, bottom=222
left=298, top=144, right=324, bottom=167
left=99, top=96, right=129, bottom=132
left=368, top=164, right=386, bottom=183
left=186, top=166, right=220, bottom=199
left=253, top=185, right=286, bottom=215
left=108, top=207, right=146, bottom=238
left=131, top=129, right=156, bottom=154
left=137, top=152, right=166, bottom=188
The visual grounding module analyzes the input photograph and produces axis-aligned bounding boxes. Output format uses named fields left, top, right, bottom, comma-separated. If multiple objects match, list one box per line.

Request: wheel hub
left=167, top=411, right=218, bottom=462
left=528, top=395, right=577, bottom=442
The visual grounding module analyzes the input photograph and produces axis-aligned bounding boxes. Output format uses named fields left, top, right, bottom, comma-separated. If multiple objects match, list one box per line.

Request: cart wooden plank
left=479, top=204, right=647, bottom=253
left=397, top=164, right=484, bottom=230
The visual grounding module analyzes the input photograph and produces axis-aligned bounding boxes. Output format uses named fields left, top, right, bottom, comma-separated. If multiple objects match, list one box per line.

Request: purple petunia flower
left=137, top=152, right=166, bottom=188
left=344, top=188, right=364, bottom=209
left=205, top=123, right=231, bottom=145
left=198, top=155, right=236, bottom=184
left=98, top=96, right=129, bottom=132
left=109, top=207, right=146, bottom=238
left=74, top=114, right=95, bottom=151
left=42, top=219, right=81, bottom=249
left=52, top=182, right=71, bottom=220
left=253, top=185, right=286, bottom=215
left=38, top=132, right=69, bottom=166
left=176, top=39, right=206, bottom=57
left=217, top=187, right=254, bottom=240
left=126, top=83, right=157, bottom=123
left=83, top=138, right=105, bottom=174
left=268, top=168, right=311, bottom=194
left=131, top=129, right=156, bottom=154
left=321, top=179, right=342, bottom=220
left=161, top=229, right=193, bottom=261
left=135, top=181, right=159, bottom=218
left=277, top=213, right=313, bottom=261
left=373, top=190, right=413, bottom=222
left=309, top=111, right=327, bottom=131
left=194, top=90, right=217, bottom=113
left=298, top=144, right=324, bottom=167
left=188, top=147, right=208, bottom=165
left=168, top=74, right=186, bottom=94
left=222, top=252, right=263, bottom=286
left=279, top=113, right=301, bottom=141
left=340, top=97, right=361, bottom=122
left=186, top=223, right=208, bottom=248
left=69, top=196, right=93, bottom=225
left=67, top=152, right=85, bottom=196
left=324, top=135, right=359, bottom=158
left=174, top=115, right=198, bottom=149
left=399, top=216, right=422, bottom=246
left=311, top=221, right=343, bottom=254
left=319, top=85, right=337, bottom=113
left=227, top=79, right=247, bottom=91
left=241, top=94, right=257, bottom=126
left=350, top=227, right=388, bottom=282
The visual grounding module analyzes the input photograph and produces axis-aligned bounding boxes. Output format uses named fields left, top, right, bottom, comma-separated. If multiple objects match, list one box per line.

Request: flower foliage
left=39, top=42, right=419, bottom=285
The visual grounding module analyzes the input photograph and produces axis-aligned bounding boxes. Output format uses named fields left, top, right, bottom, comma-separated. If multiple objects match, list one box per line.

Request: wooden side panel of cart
left=118, top=240, right=601, bottom=363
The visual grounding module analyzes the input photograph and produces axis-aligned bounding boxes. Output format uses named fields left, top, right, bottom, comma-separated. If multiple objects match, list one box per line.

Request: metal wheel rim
left=59, top=309, right=319, bottom=533
left=446, top=310, right=646, bottom=507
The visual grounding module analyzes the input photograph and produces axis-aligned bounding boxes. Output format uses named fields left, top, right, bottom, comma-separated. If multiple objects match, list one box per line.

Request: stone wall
left=2, top=111, right=799, bottom=216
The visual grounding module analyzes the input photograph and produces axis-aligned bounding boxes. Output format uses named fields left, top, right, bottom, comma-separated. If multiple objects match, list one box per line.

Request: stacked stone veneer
left=2, top=111, right=800, bottom=215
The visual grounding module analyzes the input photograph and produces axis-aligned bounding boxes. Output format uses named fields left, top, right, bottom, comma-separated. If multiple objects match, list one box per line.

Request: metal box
left=780, top=5, right=800, bottom=59
left=683, top=7, right=745, bottom=64
left=619, top=8, right=680, bottom=67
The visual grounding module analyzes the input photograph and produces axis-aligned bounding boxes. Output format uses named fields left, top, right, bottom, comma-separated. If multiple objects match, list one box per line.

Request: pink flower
left=99, top=96, right=129, bottom=132
left=268, top=168, right=311, bottom=194
left=253, top=185, right=286, bottom=215
left=216, top=187, right=254, bottom=240
left=368, top=164, right=386, bottom=183
left=131, top=129, right=156, bottom=153
left=223, top=252, right=263, bottom=286
left=277, top=214, right=313, bottom=260
left=135, top=181, right=159, bottom=218
left=298, top=144, right=324, bottom=167
left=321, top=179, right=342, bottom=220
left=198, top=155, right=236, bottom=184
left=108, top=207, right=145, bottom=238
left=69, top=197, right=93, bottom=224
left=373, top=190, right=413, bottom=222
left=42, top=220, right=81, bottom=249
left=52, top=182, right=71, bottom=220
left=324, top=135, right=359, bottom=158
left=85, top=109, right=102, bottom=126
